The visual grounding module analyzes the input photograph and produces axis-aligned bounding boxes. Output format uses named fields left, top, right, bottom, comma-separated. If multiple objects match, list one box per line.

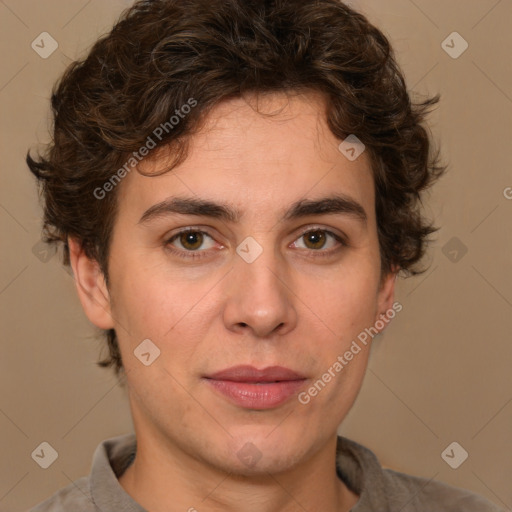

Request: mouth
left=203, top=365, right=308, bottom=409
left=205, top=364, right=307, bottom=382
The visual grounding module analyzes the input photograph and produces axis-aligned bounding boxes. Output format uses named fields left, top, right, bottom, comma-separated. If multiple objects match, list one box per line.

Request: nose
left=222, top=244, right=298, bottom=338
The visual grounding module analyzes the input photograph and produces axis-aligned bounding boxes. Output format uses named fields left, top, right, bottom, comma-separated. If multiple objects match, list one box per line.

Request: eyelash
left=164, top=227, right=347, bottom=260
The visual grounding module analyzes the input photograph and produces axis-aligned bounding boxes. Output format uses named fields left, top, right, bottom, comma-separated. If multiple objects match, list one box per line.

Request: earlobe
left=68, top=237, right=115, bottom=330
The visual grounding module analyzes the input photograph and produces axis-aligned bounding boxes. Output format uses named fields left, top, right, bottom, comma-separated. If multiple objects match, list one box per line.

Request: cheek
left=317, top=266, right=379, bottom=334
left=109, top=268, right=215, bottom=367
left=109, top=257, right=176, bottom=325
left=106, top=272, right=168, bottom=370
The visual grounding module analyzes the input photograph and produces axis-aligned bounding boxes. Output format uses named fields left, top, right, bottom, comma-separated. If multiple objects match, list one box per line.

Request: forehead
left=116, top=91, right=376, bottom=224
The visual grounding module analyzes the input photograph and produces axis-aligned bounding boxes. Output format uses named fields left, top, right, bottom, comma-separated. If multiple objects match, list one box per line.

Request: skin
left=69, top=90, right=397, bottom=512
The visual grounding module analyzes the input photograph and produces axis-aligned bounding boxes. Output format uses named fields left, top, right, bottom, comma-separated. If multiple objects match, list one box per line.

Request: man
left=26, top=0, right=503, bottom=510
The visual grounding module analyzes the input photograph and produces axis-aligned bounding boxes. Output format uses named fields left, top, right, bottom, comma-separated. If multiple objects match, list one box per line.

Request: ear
left=374, top=265, right=399, bottom=334
left=68, top=237, right=115, bottom=330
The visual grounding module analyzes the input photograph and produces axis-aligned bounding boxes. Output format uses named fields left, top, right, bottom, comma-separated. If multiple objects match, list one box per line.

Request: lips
left=205, top=365, right=306, bottom=382
left=203, top=365, right=308, bottom=410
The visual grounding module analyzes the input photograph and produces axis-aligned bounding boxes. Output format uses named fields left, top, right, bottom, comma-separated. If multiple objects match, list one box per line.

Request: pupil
left=307, top=231, right=325, bottom=248
left=182, top=232, right=202, bottom=249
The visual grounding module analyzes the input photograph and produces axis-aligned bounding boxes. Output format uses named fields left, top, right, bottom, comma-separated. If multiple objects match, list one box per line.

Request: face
left=72, top=91, right=396, bottom=476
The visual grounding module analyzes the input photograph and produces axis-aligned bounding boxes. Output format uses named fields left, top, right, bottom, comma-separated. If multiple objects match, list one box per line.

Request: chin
left=217, top=429, right=305, bottom=474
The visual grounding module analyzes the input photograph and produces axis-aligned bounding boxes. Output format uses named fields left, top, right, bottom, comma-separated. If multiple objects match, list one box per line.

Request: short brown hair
left=27, top=0, right=446, bottom=379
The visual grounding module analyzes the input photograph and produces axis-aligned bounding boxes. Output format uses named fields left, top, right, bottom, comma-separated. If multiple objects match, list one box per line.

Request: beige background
left=0, top=0, right=511, bottom=510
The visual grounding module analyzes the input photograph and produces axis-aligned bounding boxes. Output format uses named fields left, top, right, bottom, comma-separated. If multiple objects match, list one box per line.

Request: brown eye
left=166, top=229, right=216, bottom=254
left=302, top=230, right=327, bottom=250
left=178, top=231, right=204, bottom=250
left=292, top=229, right=345, bottom=253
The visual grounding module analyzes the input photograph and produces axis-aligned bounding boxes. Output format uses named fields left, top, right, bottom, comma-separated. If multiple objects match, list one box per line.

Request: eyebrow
left=138, top=194, right=368, bottom=225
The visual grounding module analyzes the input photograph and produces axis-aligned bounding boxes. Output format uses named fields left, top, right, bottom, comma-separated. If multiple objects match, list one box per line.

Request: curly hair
left=27, top=0, right=446, bottom=379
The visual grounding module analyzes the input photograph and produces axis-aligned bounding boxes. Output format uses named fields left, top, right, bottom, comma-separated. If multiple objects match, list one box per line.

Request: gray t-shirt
left=28, top=433, right=504, bottom=511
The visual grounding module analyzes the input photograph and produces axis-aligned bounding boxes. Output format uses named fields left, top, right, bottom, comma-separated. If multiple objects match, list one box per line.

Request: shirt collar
left=90, top=433, right=145, bottom=512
